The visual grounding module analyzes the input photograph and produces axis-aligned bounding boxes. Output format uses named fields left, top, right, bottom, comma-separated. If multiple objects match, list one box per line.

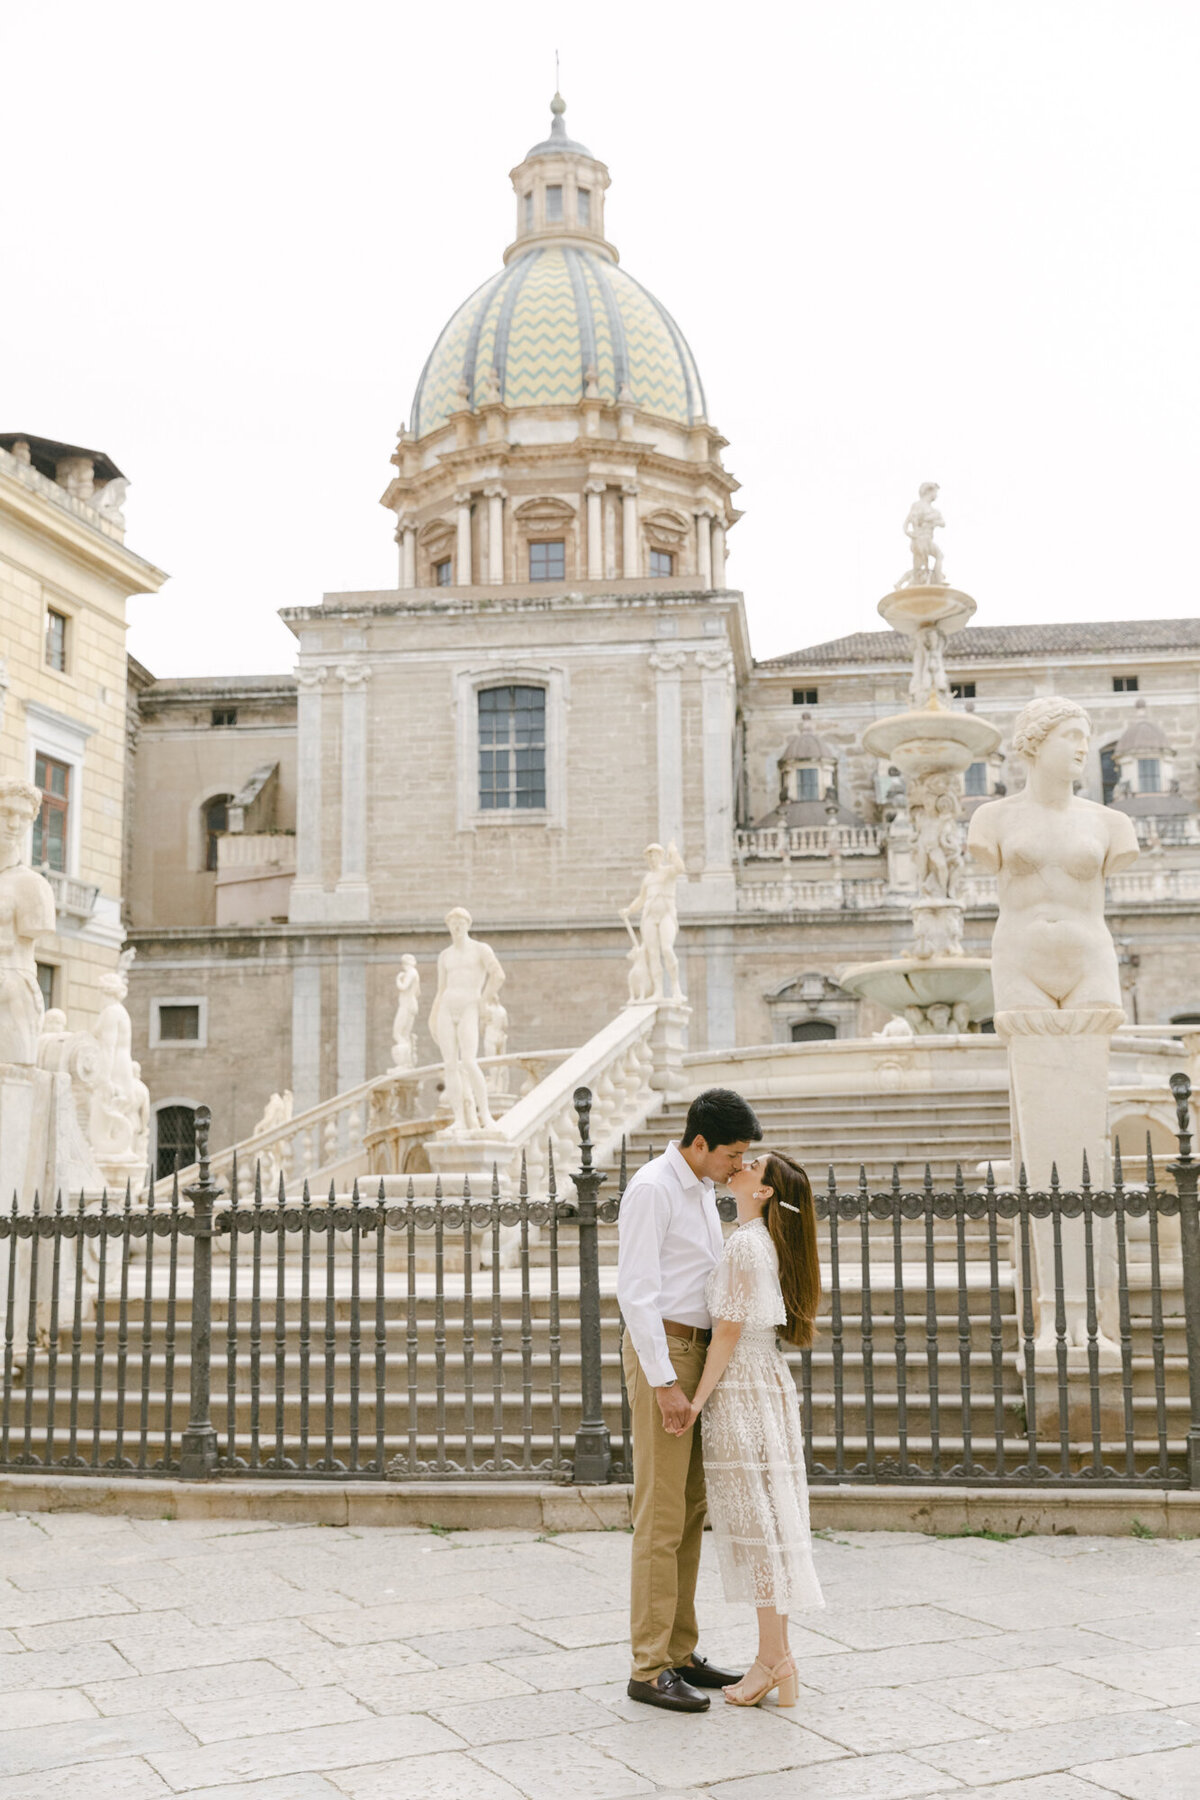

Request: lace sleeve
left=708, top=1229, right=770, bottom=1323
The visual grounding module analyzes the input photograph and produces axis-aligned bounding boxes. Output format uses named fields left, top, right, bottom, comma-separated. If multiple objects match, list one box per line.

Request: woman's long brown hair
left=761, top=1152, right=821, bottom=1347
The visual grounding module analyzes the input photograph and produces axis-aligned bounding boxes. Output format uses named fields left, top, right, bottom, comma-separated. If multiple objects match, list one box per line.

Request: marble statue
left=481, top=993, right=510, bottom=1100
left=388, top=955, right=421, bottom=1073
left=896, top=482, right=946, bottom=588
left=0, top=779, right=56, bottom=1065
left=93, top=477, right=129, bottom=521
left=908, top=623, right=950, bottom=706
left=967, top=698, right=1139, bottom=1011
left=89, top=948, right=151, bottom=1177
left=909, top=771, right=963, bottom=900
left=429, top=908, right=505, bottom=1133
left=620, top=842, right=687, bottom=1001
left=251, top=1090, right=293, bottom=1195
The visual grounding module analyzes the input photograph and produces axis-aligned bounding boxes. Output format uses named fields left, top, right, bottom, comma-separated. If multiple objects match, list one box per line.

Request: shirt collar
left=666, top=1141, right=712, bottom=1197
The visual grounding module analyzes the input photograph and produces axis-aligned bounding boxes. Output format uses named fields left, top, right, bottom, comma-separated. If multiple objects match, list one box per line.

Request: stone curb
left=0, top=1472, right=1197, bottom=1534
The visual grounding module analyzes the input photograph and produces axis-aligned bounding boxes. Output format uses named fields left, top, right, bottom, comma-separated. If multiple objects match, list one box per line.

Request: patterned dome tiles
left=411, top=248, right=706, bottom=437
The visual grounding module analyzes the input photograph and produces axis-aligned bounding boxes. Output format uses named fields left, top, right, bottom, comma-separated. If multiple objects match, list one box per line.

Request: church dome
left=410, top=246, right=707, bottom=439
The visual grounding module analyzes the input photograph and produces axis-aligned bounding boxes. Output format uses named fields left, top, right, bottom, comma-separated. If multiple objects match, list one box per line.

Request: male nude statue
left=896, top=482, right=946, bottom=588
left=621, top=842, right=687, bottom=1001
left=429, top=908, right=505, bottom=1132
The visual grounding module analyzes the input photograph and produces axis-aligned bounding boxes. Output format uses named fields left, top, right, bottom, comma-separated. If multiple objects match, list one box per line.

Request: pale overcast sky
left=4, top=2, right=1196, bottom=677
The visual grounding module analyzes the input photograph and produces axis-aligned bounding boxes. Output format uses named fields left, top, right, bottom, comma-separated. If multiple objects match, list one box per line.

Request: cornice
left=0, top=469, right=167, bottom=594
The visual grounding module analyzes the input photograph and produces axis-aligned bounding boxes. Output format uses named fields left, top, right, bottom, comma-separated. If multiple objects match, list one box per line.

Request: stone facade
left=118, top=99, right=1200, bottom=1158
left=0, top=435, right=165, bottom=1032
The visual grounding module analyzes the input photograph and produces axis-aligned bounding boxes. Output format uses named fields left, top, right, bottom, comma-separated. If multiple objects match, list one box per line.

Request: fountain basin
left=839, top=956, right=994, bottom=1034
left=863, top=705, right=1001, bottom=775
left=878, top=584, right=977, bottom=637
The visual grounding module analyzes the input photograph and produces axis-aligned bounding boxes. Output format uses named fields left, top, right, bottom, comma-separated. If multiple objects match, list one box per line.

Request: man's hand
left=657, top=1383, right=692, bottom=1433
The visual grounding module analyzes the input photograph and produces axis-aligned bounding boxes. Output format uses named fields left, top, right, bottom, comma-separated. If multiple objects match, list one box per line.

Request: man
left=616, top=1086, right=762, bottom=1712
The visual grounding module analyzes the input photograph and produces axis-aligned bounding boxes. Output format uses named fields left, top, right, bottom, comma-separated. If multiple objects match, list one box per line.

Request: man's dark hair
left=681, top=1087, right=761, bottom=1150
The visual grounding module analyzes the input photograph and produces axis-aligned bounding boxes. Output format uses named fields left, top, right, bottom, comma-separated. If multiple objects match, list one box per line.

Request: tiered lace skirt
left=701, top=1328, right=824, bottom=1612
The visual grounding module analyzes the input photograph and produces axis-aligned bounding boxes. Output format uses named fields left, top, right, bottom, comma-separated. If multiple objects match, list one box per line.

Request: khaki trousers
left=623, top=1331, right=708, bottom=1682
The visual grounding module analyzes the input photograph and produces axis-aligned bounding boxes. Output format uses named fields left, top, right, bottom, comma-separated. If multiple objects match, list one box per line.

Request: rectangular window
left=32, top=753, right=70, bottom=872
left=211, top=707, right=237, bottom=727
left=792, top=688, right=818, bottom=707
left=45, top=609, right=67, bottom=672
left=434, top=558, right=452, bottom=586
left=157, top=1003, right=201, bottom=1041
left=478, top=685, right=546, bottom=811
left=1138, top=757, right=1162, bottom=793
left=545, top=185, right=563, bottom=222
left=649, top=549, right=674, bottom=578
left=964, top=760, right=989, bottom=796
left=36, top=963, right=56, bottom=1011
left=523, top=191, right=533, bottom=229
left=797, top=767, right=820, bottom=801
left=529, top=540, right=565, bottom=581
left=950, top=681, right=976, bottom=700
left=1113, top=676, right=1139, bottom=692
left=577, top=187, right=591, bottom=227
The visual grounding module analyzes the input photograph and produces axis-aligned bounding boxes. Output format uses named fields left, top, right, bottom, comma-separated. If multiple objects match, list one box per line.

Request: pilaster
left=485, top=486, right=506, bottom=584
left=621, top=484, right=640, bottom=579
left=333, top=663, right=371, bottom=921
left=649, top=647, right=687, bottom=853
left=288, top=666, right=329, bottom=923
left=455, top=491, right=473, bottom=586
left=585, top=481, right=605, bottom=580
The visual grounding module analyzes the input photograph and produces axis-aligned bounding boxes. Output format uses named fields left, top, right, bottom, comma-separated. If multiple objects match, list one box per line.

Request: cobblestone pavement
left=3, top=1512, right=1200, bottom=1798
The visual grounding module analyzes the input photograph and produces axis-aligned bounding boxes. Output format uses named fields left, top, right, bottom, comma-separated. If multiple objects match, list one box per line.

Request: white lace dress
left=702, top=1220, right=824, bottom=1613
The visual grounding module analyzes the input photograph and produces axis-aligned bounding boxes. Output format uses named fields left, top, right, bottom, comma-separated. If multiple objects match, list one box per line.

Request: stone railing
left=37, top=868, right=100, bottom=924
left=0, top=444, right=126, bottom=543
left=735, top=823, right=884, bottom=862
left=738, top=866, right=1200, bottom=915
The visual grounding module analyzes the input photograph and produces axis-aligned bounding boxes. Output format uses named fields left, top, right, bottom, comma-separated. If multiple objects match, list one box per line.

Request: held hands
left=656, top=1384, right=694, bottom=1435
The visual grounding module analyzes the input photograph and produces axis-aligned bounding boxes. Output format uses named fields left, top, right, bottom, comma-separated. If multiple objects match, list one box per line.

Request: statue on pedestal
left=968, top=697, right=1139, bottom=1011
left=0, top=780, right=56, bottom=1065
left=89, top=948, right=151, bottom=1180
left=388, top=955, right=421, bottom=1073
left=895, top=482, right=947, bottom=589
left=429, top=909, right=505, bottom=1134
left=620, top=842, right=687, bottom=1001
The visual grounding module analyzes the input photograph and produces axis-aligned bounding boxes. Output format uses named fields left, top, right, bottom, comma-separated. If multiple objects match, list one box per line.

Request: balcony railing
left=37, top=867, right=100, bottom=923
left=735, top=823, right=885, bottom=862
left=736, top=867, right=1200, bottom=914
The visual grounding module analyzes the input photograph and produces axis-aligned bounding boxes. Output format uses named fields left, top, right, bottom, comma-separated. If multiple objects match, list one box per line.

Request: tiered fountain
left=841, top=485, right=1001, bottom=1032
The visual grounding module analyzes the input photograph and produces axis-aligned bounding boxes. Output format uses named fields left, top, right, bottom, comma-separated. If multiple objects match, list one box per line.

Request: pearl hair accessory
left=777, top=1200, right=801, bottom=1212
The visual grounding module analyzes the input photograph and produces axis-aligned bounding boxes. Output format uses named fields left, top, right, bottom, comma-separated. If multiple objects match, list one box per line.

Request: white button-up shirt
left=616, top=1141, right=725, bottom=1388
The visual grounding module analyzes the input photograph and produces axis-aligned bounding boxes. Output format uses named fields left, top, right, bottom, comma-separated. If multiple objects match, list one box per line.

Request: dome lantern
left=505, top=93, right=616, bottom=265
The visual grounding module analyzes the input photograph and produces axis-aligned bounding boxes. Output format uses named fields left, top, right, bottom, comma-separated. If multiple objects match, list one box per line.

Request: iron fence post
left=1168, top=1073, right=1200, bottom=1489
left=572, top=1087, right=612, bottom=1484
left=180, top=1105, right=221, bottom=1480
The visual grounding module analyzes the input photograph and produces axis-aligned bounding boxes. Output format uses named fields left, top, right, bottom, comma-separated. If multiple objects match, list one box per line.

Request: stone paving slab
left=2, top=1512, right=1200, bottom=1796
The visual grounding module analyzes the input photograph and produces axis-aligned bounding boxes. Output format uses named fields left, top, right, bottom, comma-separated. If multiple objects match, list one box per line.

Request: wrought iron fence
left=2, top=1082, right=1200, bottom=1489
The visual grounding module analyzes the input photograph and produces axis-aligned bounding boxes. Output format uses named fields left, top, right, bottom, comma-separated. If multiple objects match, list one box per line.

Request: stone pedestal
left=425, top=1131, right=512, bottom=1189
left=0, top=1065, right=77, bottom=1351
left=648, top=1001, right=690, bottom=1097
left=996, top=1006, right=1125, bottom=1361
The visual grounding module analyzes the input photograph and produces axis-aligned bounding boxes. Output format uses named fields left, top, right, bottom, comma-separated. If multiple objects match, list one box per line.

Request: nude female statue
left=620, top=841, right=686, bottom=1001
left=429, top=908, right=505, bottom=1132
left=0, top=780, right=56, bottom=1065
left=967, top=698, right=1138, bottom=1011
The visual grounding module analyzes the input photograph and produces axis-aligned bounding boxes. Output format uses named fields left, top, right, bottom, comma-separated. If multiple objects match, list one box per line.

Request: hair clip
left=777, top=1199, right=801, bottom=1212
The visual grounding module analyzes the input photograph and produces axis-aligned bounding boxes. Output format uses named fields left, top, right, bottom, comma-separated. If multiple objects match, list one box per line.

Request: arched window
left=204, top=795, right=231, bottom=871
left=791, top=1019, right=836, bottom=1043
left=155, top=1104, right=196, bottom=1180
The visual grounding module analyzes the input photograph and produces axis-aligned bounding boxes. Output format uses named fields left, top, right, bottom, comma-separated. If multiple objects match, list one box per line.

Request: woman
left=681, top=1151, right=824, bottom=1707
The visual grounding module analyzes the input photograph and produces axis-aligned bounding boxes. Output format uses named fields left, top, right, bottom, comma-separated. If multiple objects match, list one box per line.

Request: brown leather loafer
left=671, top=1653, right=745, bottom=1688
left=627, top=1668, right=711, bottom=1712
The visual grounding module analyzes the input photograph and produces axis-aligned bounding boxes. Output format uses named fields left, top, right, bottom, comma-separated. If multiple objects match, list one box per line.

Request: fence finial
left=1170, top=1072, right=1194, bottom=1164
left=194, top=1104, right=212, bottom=1184
left=574, top=1087, right=593, bottom=1172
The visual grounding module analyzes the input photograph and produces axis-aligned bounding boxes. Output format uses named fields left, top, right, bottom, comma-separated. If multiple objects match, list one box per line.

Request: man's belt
left=662, top=1318, right=711, bottom=1344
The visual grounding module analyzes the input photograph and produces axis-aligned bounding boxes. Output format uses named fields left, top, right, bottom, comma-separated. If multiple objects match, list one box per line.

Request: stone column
left=711, top=520, right=727, bottom=586
left=621, top=484, right=640, bottom=579
left=291, top=956, right=322, bottom=1113
left=289, top=666, right=328, bottom=923
left=586, top=481, right=605, bottom=579
left=455, top=491, right=473, bottom=586
left=604, top=493, right=617, bottom=579
left=996, top=1005, right=1125, bottom=1361
left=649, top=647, right=686, bottom=851
left=337, top=941, right=367, bottom=1097
left=399, top=519, right=417, bottom=589
left=334, top=663, right=371, bottom=920
left=695, top=511, right=713, bottom=589
left=485, top=486, right=505, bottom=584
left=694, top=644, right=737, bottom=908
